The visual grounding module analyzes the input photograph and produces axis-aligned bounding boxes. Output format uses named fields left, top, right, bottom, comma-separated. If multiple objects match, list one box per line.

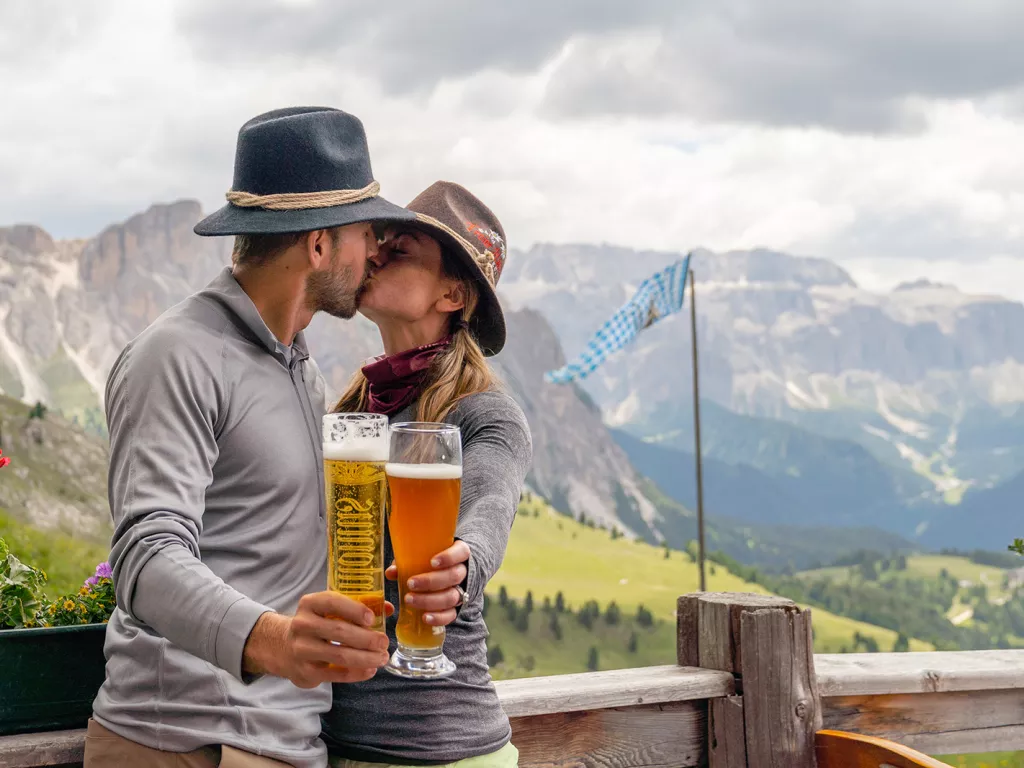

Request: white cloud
left=1, top=1, right=1023, bottom=301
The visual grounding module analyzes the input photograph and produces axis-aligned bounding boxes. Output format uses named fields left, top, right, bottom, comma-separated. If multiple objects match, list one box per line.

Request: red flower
left=0, top=449, right=9, bottom=469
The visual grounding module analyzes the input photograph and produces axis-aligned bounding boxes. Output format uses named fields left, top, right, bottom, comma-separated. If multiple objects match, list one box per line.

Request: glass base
left=384, top=643, right=456, bottom=679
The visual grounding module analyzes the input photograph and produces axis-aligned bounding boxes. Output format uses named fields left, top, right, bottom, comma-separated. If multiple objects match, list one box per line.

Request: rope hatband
left=226, top=181, right=380, bottom=211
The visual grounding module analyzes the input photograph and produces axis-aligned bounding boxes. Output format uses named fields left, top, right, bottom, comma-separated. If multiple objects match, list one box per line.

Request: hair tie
left=453, top=318, right=470, bottom=333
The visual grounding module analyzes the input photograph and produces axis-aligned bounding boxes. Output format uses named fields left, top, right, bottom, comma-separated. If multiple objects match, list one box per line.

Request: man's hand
left=243, top=592, right=390, bottom=688
left=386, top=540, right=470, bottom=629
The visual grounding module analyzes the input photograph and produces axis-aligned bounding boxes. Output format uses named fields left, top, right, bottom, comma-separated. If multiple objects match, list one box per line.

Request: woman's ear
left=436, top=280, right=467, bottom=314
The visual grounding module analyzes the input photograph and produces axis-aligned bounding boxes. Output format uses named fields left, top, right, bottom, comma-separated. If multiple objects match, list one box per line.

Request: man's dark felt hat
left=194, top=107, right=415, bottom=236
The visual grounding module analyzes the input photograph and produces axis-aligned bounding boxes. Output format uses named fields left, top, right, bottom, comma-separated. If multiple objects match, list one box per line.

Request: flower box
left=0, top=623, right=107, bottom=736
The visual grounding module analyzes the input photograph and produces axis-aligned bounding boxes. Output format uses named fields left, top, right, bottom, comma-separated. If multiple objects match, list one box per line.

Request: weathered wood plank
left=511, top=701, right=707, bottom=768
left=741, top=606, right=821, bottom=768
left=816, top=650, right=1024, bottom=697
left=823, top=688, right=1024, bottom=755
left=677, top=595, right=699, bottom=667
left=696, top=593, right=794, bottom=674
left=709, top=696, right=746, bottom=768
left=0, top=729, right=84, bottom=768
left=495, top=665, right=734, bottom=719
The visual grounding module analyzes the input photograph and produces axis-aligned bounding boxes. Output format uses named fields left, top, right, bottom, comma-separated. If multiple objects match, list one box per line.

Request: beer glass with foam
left=385, top=422, right=462, bottom=679
left=322, top=413, right=389, bottom=631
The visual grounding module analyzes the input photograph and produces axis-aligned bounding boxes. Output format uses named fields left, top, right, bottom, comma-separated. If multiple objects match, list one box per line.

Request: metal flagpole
left=689, top=266, right=707, bottom=592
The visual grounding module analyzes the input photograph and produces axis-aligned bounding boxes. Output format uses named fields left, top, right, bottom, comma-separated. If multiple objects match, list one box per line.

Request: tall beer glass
left=385, top=422, right=462, bottom=679
left=323, top=413, right=389, bottom=631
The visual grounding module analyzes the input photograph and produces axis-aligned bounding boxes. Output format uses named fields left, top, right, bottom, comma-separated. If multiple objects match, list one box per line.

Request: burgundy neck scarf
left=363, top=336, right=453, bottom=417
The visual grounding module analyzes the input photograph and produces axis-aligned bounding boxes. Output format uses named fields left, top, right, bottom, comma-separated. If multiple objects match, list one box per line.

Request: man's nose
left=367, top=236, right=381, bottom=263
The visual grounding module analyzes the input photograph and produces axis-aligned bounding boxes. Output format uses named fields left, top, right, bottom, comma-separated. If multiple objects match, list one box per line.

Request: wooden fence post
left=678, top=592, right=822, bottom=768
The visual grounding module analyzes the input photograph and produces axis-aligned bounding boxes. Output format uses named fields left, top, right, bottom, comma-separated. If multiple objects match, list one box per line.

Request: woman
left=323, top=181, right=531, bottom=767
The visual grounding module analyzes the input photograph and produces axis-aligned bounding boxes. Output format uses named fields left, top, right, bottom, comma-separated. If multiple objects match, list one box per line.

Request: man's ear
left=305, top=229, right=333, bottom=269
left=437, top=281, right=467, bottom=314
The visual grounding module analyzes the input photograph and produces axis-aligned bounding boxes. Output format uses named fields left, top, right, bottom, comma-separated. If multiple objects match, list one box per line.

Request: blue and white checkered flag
left=545, top=254, right=692, bottom=384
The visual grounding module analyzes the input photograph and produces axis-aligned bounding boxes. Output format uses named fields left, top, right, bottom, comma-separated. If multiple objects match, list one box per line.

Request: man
left=86, top=107, right=446, bottom=767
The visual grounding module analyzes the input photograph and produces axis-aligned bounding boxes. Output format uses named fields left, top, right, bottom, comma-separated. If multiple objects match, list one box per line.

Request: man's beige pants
left=83, top=718, right=293, bottom=767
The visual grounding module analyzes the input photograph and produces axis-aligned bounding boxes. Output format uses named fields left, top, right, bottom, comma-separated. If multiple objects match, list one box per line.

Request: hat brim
left=193, top=195, right=417, bottom=237
left=403, top=219, right=506, bottom=357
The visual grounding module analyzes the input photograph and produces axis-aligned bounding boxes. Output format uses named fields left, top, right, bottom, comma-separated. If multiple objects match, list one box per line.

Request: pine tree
left=578, top=600, right=600, bottom=630
left=543, top=596, right=552, bottom=613
left=549, top=613, right=563, bottom=640
left=506, top=600, right=518, bottom=623
left=893, top=633, right=910, bottom=653
left=587, top=646, right=599, bottom=672
left=555, top=591, right=566, bottom=613
left=524, top=591, right=534, bottom=613
left=636, top=604, right=654, bottom=628
left=604, top=601, right=621, bottom=626
left=515, top=610, right=529, bottom=633
left=487, top=645, right=505, bottom=666
left=628, top=632, right=639, bottom=654
left=498, top=585, right=509, bottom=607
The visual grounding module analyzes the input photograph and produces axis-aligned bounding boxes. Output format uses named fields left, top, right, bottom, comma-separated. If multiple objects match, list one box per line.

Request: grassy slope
left=0, top=509, right=109, bottom=598
left=491, top=497, right=932, bottom=656
left=907, top=555, right=1010, bottom=597
left=485, top=605, right=676, bottom=680
left=0, top=393, right=110, bottom=538
left=935, top=754, right=1024, bottom=767
left=800, top=555, right=1011, bottom=601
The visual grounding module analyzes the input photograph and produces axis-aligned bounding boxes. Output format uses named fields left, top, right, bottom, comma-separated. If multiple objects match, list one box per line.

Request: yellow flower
left=78, top=604, right=87, bottom=613
left=63, top=600, right=75, bottom=611
left=79, top=587, right=89, bottom=595
left=48, top=605, right=56, bottom=614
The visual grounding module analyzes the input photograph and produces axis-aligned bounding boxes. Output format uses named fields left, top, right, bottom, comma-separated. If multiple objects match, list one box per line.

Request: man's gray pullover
left=93, top=267, right=333, bottom=768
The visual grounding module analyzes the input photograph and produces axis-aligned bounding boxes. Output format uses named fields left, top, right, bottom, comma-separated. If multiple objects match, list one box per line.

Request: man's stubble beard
left=307, top=259, right=371, bottom=320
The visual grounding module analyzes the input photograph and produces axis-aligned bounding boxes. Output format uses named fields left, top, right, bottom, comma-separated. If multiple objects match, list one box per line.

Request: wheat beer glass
left=385, top=422, right=463, bottom=679
left=323, top=413, right=389, bottom=631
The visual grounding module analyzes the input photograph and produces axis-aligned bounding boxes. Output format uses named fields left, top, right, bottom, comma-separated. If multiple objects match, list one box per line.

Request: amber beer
left=322, top=414, right=389, bottom=631
left=385, top=422, right=463, bottom=679
left=387, top=463, right=463, bottom=648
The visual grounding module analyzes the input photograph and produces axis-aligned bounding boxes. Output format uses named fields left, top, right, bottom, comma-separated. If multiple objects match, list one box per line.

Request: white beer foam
left=385, top=463, right=463, bottom=480
left=323, top=440, right=389, bottom=462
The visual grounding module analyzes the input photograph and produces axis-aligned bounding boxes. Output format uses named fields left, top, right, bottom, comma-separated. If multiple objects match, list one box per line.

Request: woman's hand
left=386, top=540, right=470, bottom=628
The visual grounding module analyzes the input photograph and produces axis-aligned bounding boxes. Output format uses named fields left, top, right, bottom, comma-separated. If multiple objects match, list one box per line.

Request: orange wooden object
left=816, top=730, right=950, bottom=768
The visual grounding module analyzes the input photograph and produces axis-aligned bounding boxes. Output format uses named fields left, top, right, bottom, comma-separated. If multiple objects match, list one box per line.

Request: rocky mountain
left=501, top=245, right=1024, bottom=521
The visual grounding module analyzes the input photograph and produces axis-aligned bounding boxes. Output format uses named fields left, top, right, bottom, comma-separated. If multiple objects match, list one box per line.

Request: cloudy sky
left=3, top=0, right=1024, bottom=297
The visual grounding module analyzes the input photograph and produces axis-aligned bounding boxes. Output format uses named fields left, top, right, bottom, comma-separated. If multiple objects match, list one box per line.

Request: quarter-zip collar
left=201, top=267, right=310, bottom=369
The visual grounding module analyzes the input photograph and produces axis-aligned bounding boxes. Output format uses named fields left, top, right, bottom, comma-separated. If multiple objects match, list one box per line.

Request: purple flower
left=94, top=562, right=112, bottom=580
left=85, top=576, right=98, bottom=587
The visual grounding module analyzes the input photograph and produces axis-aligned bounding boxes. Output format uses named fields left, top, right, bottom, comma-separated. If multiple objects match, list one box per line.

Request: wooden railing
left=503, top=593, right=1024, bottom=767
left=2, top=592, right=1023, bottom=767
